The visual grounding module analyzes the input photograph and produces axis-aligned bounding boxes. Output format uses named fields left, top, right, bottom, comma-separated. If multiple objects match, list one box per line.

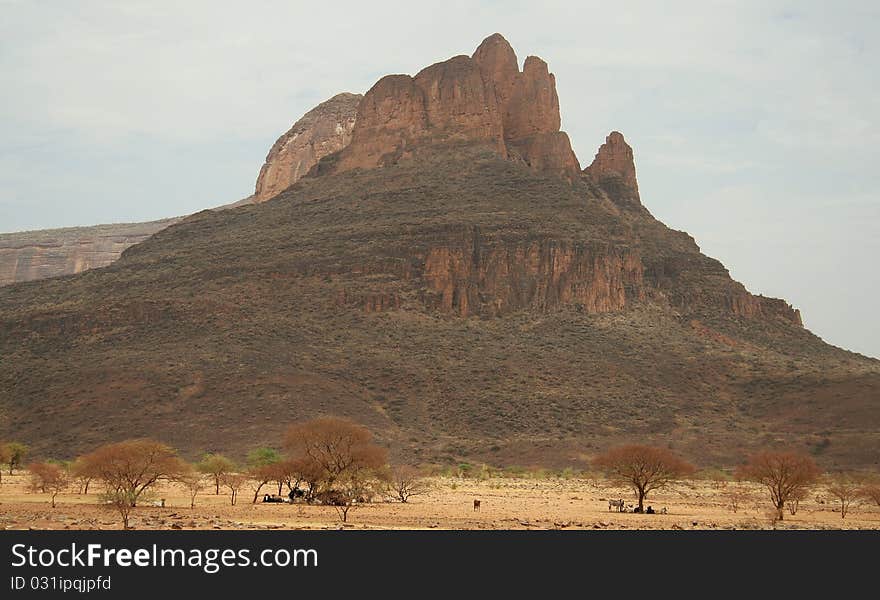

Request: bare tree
left=78, top=439, right=182, bottom=529
left=284, top=417, right=388, bottom=521
left=736, top=450, right=821, bottom=521
left=827, top=474, right=863, bottom=519
left=390, top=465, right=431, bottom=503
left=593, top=445, right=695, bottom=512
left=862, top=482, right=880, bottom=507
left=197, top=453, right=236, bottom=495
left=172, top=463, right=206, bottom=509
left=27, top=462, right=68, bottom=507
left=221, top=472, right=246, bottom=506
left=721, top=481, right=752, bottom=513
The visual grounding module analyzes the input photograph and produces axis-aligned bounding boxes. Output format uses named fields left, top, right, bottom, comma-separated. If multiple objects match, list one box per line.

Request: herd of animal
left=260, top=491, right=664, bottom=514
left=607, top=499, right=667, bottom=514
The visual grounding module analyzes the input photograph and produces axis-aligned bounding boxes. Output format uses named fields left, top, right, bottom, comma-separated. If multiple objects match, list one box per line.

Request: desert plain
left=1, top=470, right=877, bottom=531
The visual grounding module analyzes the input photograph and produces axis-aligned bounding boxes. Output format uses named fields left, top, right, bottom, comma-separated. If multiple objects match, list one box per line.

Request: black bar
left=1, top=529, right=877, bottom=596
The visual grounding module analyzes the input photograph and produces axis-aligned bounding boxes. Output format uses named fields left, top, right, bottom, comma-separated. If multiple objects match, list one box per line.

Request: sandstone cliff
left=583, top=131, right=641, bottom=209
left=0, top=219, right=180, bottom=286
left=332, top=34, right=580, bottom=179
left=253, top=92, right=361, bottom=203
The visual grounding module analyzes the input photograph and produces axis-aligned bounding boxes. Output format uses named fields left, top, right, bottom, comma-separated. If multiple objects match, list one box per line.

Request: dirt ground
left=1, top=471, right=877, bottom=530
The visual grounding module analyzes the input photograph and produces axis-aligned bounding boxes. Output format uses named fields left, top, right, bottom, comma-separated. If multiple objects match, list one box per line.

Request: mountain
left=0, top=219, right=180, bottom=287
left=0, top=93, right=363, bottom=286
left=1, top=34, right=877, bottom=469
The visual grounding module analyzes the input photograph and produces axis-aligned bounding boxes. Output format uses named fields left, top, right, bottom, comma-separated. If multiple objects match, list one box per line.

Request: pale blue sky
left=1, top=1, right=878, bottom=358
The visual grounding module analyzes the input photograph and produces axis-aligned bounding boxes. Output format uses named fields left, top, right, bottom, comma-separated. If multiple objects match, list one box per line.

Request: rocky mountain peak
left=332, top=34, right=579, bottom=179
left=584, top=130, right=640, bottom=208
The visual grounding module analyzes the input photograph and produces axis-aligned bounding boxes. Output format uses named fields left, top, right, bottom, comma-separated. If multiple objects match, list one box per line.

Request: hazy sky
left=1, top=1, right=878, bottom=358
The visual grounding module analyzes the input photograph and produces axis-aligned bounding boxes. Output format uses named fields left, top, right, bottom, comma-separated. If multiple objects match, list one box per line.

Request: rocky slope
left=0, top=34, right=875, bottom=469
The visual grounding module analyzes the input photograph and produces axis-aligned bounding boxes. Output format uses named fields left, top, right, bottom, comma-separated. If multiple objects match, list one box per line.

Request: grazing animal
left=262, top=494, right=285, bottom=503
left=473, top=499, right=481, bottom=511
left=660, top=507, right=668, bottom=515
left=608, top=499, right=625, bottom=512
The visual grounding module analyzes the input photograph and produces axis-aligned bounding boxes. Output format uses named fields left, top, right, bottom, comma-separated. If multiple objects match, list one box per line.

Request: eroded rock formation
left=333, top=33, right=580, bottom=179
left=583, top=131, right=641, bottom=209
left=253, top=92, right=361, bottom=202
left=0, top=219, right=180, bottom=286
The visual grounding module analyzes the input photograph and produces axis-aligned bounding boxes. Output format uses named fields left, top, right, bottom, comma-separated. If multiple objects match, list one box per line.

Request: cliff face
left=333, top=34, right=580, bottom=179
left=422, top=237, right=645, bottom=317
left=253, top=92, right=361, bottom=203
left=0, top=219, right=180, bottom=286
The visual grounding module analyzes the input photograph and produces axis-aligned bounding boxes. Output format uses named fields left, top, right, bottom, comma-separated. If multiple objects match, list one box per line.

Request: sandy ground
left=0, top=471, right=877, bottom=531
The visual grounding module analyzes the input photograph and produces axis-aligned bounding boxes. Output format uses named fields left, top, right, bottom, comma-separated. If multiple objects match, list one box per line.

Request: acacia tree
left=827, top=474, right=863, bottom=519
left=332, top=466, right=389, bottom=523
left=69, top=456, right=99, bottom=494
left=173, top=463, right=206, bottom=509
left=0, top=443, right=10, bottom=483
left=861, top=484, right=880, bottom=509
left=288, top=456, right=326, bottom=502
left=5, top=442, right=29, bottom=474
left=721, top=481, right=753, bottom=513
left=78, top=439, right=182, bottom=528
left=283, top=417, right=388, bottom=521
left=250, top=463, right=279, bottom=503
left=197, top=453, right=236, bottom=495
left=28, top=462, right=68, bottom=506
left=736, top=450, right=821, bottom=521
left=221, top=472, right=246, bottom=506
left=593, top=445, right=695, bottom=512
left=390, top=465, right=431, bottom=503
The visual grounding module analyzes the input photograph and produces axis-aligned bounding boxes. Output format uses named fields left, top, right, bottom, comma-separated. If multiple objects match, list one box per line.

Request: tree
left=221, top=472, right=246, bottom=506
left=70, top=456, right=100, bottom=495
left=827, top=474, right=863, bottom=519
left=173, top=465, right=206, bottom=509
left=390, top=465, right=431, bottom=503
left=5, top=442, right=29, bottom=474
left=28, top=462, right=68, bottom=506
left=247, top=447, right=281, bottom=468
left=250, top=463, right=278, bottom=503
left=862, top=484, right=880, bottom=507
left=593, top=445, right=695, bottom=512
left=288, top=456, right=326, bottom=502
left=736, top=450, right=821, bottom=521
left=78, top=438, right=182, bottom=528
left=720, top=481, right=752, bottom=513
left=246, top=448, right=294, bottom=500
left=197, top=453, right=236, bottom=495
left=0, top=443, right=10, bottom=483
left=331, top=467, right=388, bottom=523
left=284, top=417, right=388, bottom=521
